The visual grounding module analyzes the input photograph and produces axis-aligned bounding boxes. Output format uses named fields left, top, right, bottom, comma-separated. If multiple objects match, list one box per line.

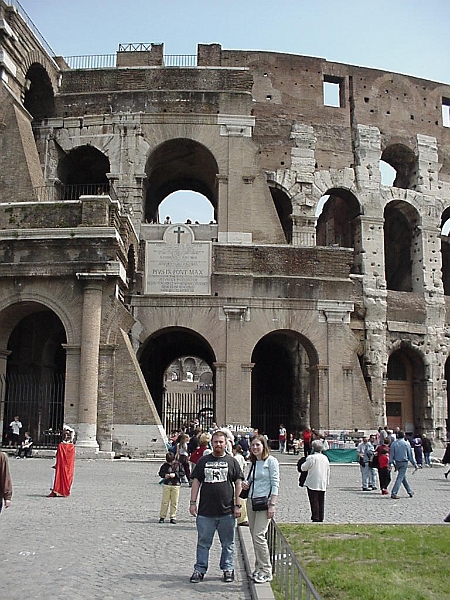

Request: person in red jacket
left=302, top=428, right=312, bottom=457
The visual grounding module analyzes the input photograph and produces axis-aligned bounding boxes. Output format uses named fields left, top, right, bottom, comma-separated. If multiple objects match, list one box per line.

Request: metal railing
left=164, top=54, right=197, bottom=67
left=33, top=183, right=114, bottom=202
left=1, top=373, right=65, bottom=449
left=268, top=520, right=322, bottom=600
left=6, top=0, right=56, bottom=58
left=62, top=53, right=197, bottom=70
left=63, top=54, right=116, bottom=70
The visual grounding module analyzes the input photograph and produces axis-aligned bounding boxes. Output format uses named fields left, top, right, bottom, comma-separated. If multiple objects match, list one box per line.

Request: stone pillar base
left=74, top=449, right=115, bottom=460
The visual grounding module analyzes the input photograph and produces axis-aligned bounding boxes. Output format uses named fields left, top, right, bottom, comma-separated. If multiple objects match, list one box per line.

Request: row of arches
left=1, top=304, right=448, bottom=444
left=47, top=140, right=450, bottom=293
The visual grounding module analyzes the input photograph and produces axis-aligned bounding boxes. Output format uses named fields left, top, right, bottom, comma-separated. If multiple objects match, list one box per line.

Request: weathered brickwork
left=0, top=0, right=449, bottom=455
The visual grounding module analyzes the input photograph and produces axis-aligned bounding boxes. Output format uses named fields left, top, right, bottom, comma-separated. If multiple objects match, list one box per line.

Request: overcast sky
left=20, top=0, right=449, bottom=222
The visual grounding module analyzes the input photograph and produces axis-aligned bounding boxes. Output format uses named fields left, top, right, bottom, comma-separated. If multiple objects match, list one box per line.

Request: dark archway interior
left=24, top=63, right=55, bottom=120
left=4, top=310, right=66, bottom=445
left=57, top=145, right=110, bottom=197
left=144, top=138, right=218, bottom=223
left=139, top=328, right=216, bottom=416
left=384, top=202, right=415, bottom=291
left=381, top=144, right=417, bottom=189
left=251, top=332, right=314, bottom=441
left=316, top=188, right=361, bottom=248
left=269, top=186, right=292, bottom=243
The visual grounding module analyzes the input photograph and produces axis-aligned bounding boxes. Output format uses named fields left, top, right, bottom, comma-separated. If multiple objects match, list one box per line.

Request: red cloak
left=52, top=443, right=75, bottom=496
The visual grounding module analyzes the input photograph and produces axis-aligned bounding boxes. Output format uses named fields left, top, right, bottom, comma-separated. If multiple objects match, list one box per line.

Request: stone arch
left=381, top=143, right=418, bottom=190
left=144, top=138, right=218, bottom=224
left=0, top=293, right=77, bottom=348
left=386, top=343, right=426, bottom=434
left=21, top=50, right=59, bottom=95
left=250, top=329, right=319, bottom=440
left=267, top=181, right=292, bottom=243
left=316, top=187, right=363, bottom=274
left=0, top=301, right=68, bottom=445
left=138, top=326, right=217, bottom=420
left=23, top=62, right=56, bottom=120
left=384, top=199, right=421, bottom=291
left=57, top=144, right=110, bottom=197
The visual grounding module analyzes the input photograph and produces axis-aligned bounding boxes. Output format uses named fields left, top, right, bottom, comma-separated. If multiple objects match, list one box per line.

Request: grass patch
left=276, top=524, right=449, bottom=600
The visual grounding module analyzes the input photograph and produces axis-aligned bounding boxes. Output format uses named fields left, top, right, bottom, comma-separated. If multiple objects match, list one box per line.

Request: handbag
left=251, top=495, right=270, bottom=511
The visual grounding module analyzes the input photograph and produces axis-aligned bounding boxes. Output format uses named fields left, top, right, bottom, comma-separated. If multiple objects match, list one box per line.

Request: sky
left=19, top=0, right=450, bottom=223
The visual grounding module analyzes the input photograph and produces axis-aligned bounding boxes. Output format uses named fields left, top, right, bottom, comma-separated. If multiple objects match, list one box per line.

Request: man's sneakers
left=190, top=569, right=235, bottom=583
left=170, top=518, right=177, bottom=524
left=222, top=570, right=234, bottom=582
left=253, top=572, right=273, bottom=584
left=190, top=570, right=204, bottom=583
left=391, top=494, right=400, bottom=499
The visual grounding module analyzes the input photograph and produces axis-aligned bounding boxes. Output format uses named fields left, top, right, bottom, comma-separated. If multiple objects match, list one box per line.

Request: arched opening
left=384, top=200, right=420, bottom=292
left=24, top=63, right=55, bottom=121
left=1, top=307, right=66, bottom=448
left=145, top=139, right=218, bottom=225
left=316, top=188, right=362, bottom=273
left=269, top=185, right=292, bottom=243
left=381, top=144, right=418, bottom=190
left=440, top=208, right=450, bottom=295
left=251, top=330, right=318, bottom=443
left=386, top=347, right=425, bottom=435
left=57, top=145, right=110, bottom=199
left=158, top=190, right=214, bottom=224
left=138, top=328, right=216, bottom=432
left=379, top=160, right=396, bottom=186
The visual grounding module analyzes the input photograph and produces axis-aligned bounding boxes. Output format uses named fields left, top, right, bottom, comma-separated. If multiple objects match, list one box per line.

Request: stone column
left=213, top=362, right=227, bottom=426
left=76, top=273, right=106, bottom=449
left=62, top=345, right=81, bottom=426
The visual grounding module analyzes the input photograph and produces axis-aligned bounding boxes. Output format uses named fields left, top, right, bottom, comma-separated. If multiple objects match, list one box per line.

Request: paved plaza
left=1, top=452, right=449, bottom=600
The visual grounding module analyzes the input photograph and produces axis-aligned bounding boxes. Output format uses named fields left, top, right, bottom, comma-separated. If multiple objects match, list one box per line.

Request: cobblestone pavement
left=2, top=452, right=449, bottom=600
left=2, top=456, right=251, bottom=600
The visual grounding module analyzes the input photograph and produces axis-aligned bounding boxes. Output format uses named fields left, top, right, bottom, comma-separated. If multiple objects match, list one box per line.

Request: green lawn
left=276, top=524, right=450, bottom=600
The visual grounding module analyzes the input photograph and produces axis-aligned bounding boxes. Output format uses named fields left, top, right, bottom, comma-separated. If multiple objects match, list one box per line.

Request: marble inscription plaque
left=145, top=225, right=211, bottom=295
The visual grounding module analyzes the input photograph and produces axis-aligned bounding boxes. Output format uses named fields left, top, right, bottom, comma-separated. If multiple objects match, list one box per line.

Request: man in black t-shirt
left=189, top=430, right=244, bottom=583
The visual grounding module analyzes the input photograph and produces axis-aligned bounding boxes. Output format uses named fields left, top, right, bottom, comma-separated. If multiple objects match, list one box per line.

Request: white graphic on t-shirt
left=204, top=460, right=229, bottom=483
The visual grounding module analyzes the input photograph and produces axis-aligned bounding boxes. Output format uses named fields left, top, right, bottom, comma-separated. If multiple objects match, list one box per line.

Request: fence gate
left=1, top=373, right=65, bottom=448
left=162, top=391, right=214, bottom=433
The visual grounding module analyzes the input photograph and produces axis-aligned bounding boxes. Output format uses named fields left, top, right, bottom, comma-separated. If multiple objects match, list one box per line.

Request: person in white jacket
left=301, top=439, right=330, bottom=522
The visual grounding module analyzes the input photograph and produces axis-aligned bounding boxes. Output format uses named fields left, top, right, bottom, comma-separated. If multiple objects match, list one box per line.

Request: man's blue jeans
left=391, top=461, right=412, bottom=496
left=194, top=514, right=235, bottom=573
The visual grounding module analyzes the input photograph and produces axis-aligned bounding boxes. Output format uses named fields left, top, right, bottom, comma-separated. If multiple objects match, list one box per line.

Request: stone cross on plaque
left=145, top=224, right=211, bottom=295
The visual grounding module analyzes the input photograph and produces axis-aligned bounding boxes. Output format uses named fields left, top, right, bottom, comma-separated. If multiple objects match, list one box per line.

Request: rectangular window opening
left=442, top=97, right=450, bottom=127
left=323, top=76, right=343, bottom=107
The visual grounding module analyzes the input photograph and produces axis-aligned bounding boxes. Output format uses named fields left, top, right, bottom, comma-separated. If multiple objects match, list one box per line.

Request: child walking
left=158, top=452, right=182, bottom=524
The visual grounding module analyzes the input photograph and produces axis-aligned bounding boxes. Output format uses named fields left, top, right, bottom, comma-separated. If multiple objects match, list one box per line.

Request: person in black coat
left=442, top=442, right=450, bottom=479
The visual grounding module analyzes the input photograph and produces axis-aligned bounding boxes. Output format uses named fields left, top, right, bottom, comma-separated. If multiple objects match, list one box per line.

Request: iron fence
left=63, top=54, right=116, bottom=69
left=6, top=0, right=56, bottom=58
left=62, top=53, right=197, bottom=69
left=33, top=183, right=113, bottom=202
left=163, top=55, right=197, bottom=67
left=268, top=520, right=322, bottom=600
left=1, top=373, right=65, bottom=449
left=163, top=391, right=214, bottom=433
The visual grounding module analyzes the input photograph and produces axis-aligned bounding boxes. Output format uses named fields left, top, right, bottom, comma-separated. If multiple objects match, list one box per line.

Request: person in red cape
left=48, top=425, right=75, bottom=497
